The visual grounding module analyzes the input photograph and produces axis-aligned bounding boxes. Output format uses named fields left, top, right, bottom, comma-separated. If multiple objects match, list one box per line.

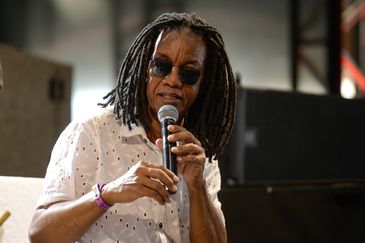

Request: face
left=146, top=28, right=206, bottom=123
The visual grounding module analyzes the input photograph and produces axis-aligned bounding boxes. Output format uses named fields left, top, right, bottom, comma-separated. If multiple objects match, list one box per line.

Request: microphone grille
left=158, top=104, right=179, bottom=122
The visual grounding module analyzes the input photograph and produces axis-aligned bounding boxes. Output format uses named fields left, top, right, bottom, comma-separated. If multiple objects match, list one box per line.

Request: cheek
left=192, top=84, right=200, bottom=94
left=146, top=77, right=163, bottom=112
left=186, top=84, right=201, bottom=105
left=146, top=77, right=155, bottom=99
left=146, top=81, right=155, bottom=109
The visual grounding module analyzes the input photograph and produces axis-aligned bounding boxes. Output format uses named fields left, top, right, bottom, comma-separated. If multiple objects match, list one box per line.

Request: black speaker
left=219, top=180, right=365, bottom=243
left=219, top=88, right=365, bottom=184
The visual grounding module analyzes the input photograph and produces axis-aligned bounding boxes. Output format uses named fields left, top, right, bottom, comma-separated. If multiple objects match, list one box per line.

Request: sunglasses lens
left=180, top=68, right=200, bottom=85
left=150, top=58, right=201, bottom=85
left=150, top=59, right=172, bottom=77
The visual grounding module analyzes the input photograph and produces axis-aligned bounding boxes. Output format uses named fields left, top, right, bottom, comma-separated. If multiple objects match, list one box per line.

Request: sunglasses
left=149, top=58, right=201, bottom=85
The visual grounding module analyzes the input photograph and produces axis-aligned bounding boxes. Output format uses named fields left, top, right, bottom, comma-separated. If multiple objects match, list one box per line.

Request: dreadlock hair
left=99, top=12, right=237, bottom=161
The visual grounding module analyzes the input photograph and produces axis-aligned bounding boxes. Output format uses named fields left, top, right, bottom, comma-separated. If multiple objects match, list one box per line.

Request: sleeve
left=37, top=119, right=97, bottom=207
left=203, top=158, right=225, bottom=226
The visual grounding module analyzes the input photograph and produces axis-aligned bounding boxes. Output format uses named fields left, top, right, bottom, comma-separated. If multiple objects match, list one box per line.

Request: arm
left=165, top=125, right=227, bottom=243
left=188, top=180, right=227, bottom=243
left=29, top=117, right=179, bottom=243
left=29, top=161, right=178, bottom=243
left=29, top=193, right=105, bottom=243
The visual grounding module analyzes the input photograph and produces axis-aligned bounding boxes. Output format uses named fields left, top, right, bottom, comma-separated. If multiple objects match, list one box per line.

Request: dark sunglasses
left=149, top=58, right=201, bottom=85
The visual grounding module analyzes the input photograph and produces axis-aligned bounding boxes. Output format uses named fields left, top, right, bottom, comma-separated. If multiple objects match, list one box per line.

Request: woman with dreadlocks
left=29, top=12, right=236, bottom=243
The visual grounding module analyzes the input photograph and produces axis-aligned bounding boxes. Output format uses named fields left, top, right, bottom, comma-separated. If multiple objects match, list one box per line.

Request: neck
left=147, top=114, right=161, bottom=143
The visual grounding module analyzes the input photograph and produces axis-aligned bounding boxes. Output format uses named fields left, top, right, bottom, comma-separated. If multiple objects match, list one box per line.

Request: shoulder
left=66, top=107, right=119, bottom=132
left=69, top=106, right=146, bottom=139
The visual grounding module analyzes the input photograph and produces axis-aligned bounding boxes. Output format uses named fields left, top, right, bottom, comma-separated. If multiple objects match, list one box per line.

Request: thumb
left=155, top=138, right=163, bottom=151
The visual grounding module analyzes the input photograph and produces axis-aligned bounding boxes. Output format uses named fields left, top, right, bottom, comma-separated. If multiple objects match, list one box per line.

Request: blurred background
left=2, top=0, right=293, bottom=120
left=2, top=0, right=364, bottom=180
left=1, top=0, right=365, bottom=242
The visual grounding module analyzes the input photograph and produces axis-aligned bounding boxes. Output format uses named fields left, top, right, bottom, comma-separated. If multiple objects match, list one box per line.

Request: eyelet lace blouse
left=37, top=108, right=225, bottom=243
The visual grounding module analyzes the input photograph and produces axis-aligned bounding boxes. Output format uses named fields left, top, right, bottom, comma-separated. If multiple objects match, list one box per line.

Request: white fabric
left=38, top=107, right=224, bottom=243
left=0, top=176, right=44, bottom=243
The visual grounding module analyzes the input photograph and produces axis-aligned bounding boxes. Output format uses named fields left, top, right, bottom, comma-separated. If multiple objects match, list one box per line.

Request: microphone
left=158, top=104, right=179, bottom=176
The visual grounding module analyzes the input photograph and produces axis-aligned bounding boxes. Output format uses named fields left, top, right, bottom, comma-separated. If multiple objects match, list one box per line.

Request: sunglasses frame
left=149, top=58, right=201, bottom=85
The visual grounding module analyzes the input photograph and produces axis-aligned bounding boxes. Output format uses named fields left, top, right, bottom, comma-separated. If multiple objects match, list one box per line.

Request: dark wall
left=219, top=181, right=365, bottom=243
left=220, top=88, right=365, bottom=184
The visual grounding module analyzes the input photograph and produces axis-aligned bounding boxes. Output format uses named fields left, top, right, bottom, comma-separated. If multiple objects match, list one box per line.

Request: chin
left=156, top=99, right=182, bottom=111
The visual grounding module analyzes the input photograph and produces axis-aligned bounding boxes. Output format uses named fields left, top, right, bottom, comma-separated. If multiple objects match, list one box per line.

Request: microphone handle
left=161, top=119, right=177, bottom=175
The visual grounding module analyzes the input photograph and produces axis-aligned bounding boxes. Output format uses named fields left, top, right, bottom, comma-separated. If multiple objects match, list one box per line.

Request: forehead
left=152, top=28, right=206, bottom=65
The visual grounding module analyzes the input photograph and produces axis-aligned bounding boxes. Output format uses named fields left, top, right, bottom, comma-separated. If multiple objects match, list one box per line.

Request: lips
left=158, top=92, right=182, bottom=100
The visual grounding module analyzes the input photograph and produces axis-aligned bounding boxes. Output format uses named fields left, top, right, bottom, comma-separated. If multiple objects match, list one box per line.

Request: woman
left=29, top=12, right=236, bottom=243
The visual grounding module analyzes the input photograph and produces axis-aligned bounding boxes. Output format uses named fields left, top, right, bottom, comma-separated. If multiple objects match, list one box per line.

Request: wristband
left=93, top=183, right=111, bottom=211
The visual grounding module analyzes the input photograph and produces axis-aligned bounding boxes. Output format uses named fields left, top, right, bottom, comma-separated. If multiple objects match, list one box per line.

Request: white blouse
left=38, top=107, right=225, bottom=243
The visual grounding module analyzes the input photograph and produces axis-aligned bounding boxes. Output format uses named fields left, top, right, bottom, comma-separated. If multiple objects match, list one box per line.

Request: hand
left=102, top=161, right=179, bottom=206
left=156, top=125, right=206, bottom=188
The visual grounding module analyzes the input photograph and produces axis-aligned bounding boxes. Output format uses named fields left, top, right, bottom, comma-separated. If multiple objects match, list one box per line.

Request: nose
left=163, top=66, right=182, bottom=88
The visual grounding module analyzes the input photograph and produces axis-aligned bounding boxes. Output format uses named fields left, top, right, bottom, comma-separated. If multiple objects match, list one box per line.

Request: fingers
left=138, top=161, right=179, bottom=183
left=155, top=138, right=163, bottom=151
left=144, top=188, right=166, bottom=205
left=134, top=162, right=179, bottom=203
left=171, top=145, right=205, bottom=166
left=166, top=125, right=205, bottom=163
left=167, top=125, right=201, bottom=146
left=106, top=161, right=180, bottom=205
left=137, top=162, right=178, bottom=188
left=134, top=176, right=171, bottom=204
left=171, top=143, right=204, bottom=156
left=153, top=125, right=206, bottom=189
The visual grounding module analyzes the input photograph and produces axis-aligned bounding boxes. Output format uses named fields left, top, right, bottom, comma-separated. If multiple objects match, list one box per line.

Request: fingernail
left=173, top=175, right=179, bottom=183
